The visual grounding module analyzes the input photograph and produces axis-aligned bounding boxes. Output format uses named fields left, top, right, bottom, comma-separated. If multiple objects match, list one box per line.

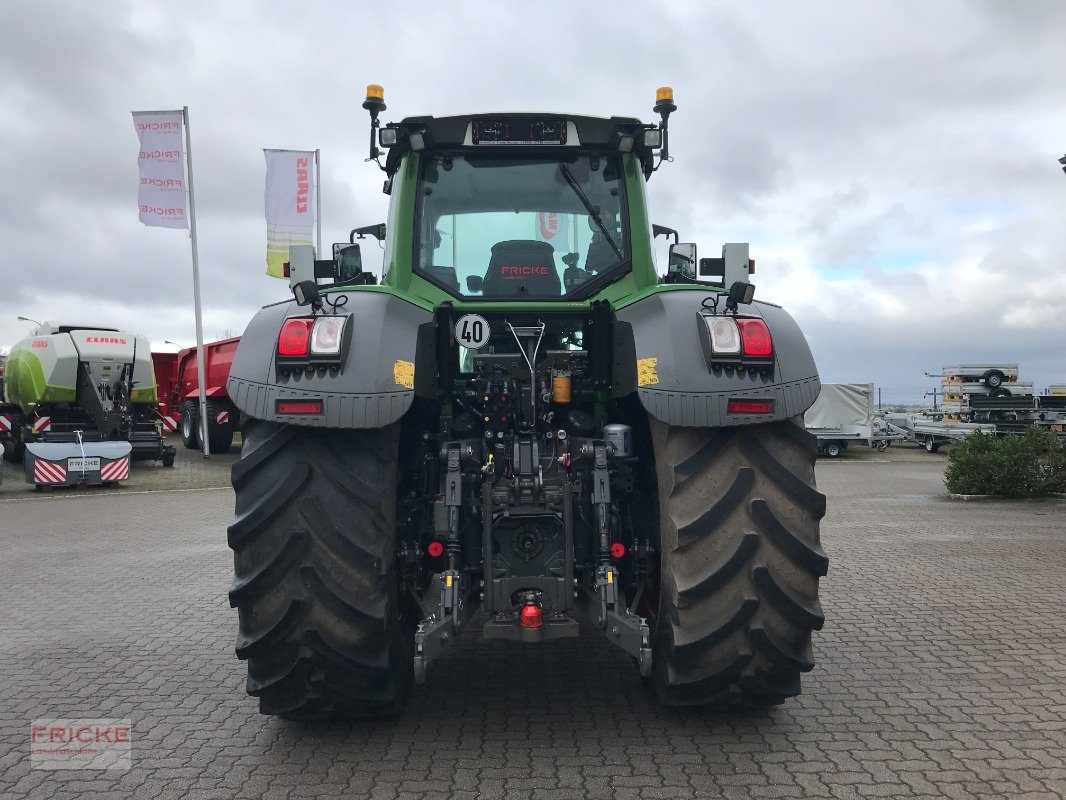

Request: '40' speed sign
left=454, top=314, right=490, bottom=349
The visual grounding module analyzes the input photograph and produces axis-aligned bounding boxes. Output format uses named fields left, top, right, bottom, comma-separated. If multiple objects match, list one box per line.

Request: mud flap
left=24, top=441, right=133, bottom=487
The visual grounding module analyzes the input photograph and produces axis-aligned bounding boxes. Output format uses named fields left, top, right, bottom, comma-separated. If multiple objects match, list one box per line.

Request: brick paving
left=0, top=451, right=1064, bottom=799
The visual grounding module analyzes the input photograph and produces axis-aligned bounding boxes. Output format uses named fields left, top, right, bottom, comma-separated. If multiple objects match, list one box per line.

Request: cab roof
left=384, top=113, right=656, bottom=176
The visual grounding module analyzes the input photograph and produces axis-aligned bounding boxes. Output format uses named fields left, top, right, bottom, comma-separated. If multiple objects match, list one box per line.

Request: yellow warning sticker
left=446, top=573, right=453, bottom=588
left=607, top=570, right=613, bottom=584
left=636, top=357, right=660, bottom=387
left=393, top=359, right=415, bottom=389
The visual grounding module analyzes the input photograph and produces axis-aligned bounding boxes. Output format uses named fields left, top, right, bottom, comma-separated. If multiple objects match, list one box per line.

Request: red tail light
left=426, top=541, right=444, bottom=558
left=610, top=543, right=626, bottom=559
left=729, top=399, right=774, bottom=414
left=736, top=319, right=772, bottom=357
left=278, top=318, right=314, bottom=357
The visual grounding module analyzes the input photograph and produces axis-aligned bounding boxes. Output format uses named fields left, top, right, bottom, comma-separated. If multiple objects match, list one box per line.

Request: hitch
left=413, top=569, right=476, bottom=684
left=592, top=565, right=652, bottom=677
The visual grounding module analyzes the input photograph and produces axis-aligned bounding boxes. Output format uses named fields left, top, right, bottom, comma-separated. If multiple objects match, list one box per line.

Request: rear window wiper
left=558, top=164, right=623, bottom=262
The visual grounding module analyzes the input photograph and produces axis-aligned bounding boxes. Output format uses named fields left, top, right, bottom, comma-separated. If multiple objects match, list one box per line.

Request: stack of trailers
left=804, top=383, right=902, bottom=457
left=937, top=364, right=1030, bottom=421
left=967, top=394, right=1066, bottom=441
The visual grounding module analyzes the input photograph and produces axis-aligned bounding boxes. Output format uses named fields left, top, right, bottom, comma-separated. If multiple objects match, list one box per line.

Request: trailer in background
left=804, top=383, right=901, bottom=457
left=883, top=414, right=996, bottom=453
left=150, top=351, right=180, bottom=434
left=158, top=337, right=241, bottom=453
left=967, top=394, right=1066, bottom=441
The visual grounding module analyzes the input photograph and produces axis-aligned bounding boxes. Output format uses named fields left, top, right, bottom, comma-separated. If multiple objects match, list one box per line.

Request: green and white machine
left=224, top=87, right=827, bottom=718
left=0, top=321, right=175, bottom=485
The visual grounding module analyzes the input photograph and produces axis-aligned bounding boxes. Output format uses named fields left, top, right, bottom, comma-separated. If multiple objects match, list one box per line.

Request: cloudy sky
left=2, top=1, right=1065, bottom=402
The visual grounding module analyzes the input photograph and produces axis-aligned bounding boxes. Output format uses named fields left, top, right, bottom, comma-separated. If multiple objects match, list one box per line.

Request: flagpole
left=183, top=105, right=210, bottom=458
left=314, top=148, right=322, bottom=256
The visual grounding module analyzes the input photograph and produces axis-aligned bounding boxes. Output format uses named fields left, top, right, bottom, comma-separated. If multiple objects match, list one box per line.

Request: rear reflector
left=276, top=399, right=323, bottom=415
left=728, top=399, right=774, bottom=414
left=278, top=318, right=314, bottom=357
left=736, top=319, right=773, bottom=357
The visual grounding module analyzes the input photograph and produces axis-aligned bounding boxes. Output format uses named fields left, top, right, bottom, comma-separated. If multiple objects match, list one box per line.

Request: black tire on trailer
left=649, top=418, right=828, bottom=707
left=991, top=388, right=1011, bottom=398
left=205, top=399, right=234, bottom=453
left=227, top=419, right=414, bottom=719
left=924, top=437, right=939, bottom=453
left=5, top=420, right=26, bottom=464
left=824, top=441, right=842, bottom=458
left=180, top=401, right=200, bottom=450
left=983, top=370, right=1004, bottom=389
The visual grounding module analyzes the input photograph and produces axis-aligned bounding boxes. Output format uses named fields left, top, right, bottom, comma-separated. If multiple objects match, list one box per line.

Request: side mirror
left=333, top=243, right=363, bottom=282
left=466, top=275, right=484, bottom=293
left=668, top=243, right=697, bottom=279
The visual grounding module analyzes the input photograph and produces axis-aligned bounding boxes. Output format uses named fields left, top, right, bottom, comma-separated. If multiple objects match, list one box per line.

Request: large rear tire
left=650, top=418, right=828, bottom=707
left=228, top=419, right=413, bottom=719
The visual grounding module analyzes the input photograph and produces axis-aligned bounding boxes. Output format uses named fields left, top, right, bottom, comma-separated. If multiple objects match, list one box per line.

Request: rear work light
left=276, top=399, right=324, bottom=415
left=728, top=399, right=774, bottom=414
left=278, top=318, right=314, bottom=357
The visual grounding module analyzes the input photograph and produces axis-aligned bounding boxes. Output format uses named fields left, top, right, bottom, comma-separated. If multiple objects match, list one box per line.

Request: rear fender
left=615, top=289, right=820, bottom=427
left=227, top=292, right=432, bottom=428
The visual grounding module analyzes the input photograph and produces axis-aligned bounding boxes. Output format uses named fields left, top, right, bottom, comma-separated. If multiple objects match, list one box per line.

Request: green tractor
left=226, top=86, right=827, bottom=718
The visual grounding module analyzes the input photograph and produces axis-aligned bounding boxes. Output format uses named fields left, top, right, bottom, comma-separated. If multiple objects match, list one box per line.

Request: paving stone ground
left=0, top=446, right=1064, bottom=799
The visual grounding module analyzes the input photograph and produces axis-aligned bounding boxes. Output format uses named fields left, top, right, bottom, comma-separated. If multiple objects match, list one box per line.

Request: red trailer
left=153, top=337, right=241, bottom=453
left=151, top=352, right=180, bottom=433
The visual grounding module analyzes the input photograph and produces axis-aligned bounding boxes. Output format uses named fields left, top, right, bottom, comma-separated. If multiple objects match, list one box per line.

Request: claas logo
left=85, top=337, right=128, bottom=344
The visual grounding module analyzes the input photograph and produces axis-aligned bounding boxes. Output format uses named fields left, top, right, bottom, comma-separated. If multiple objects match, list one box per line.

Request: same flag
left=132, top=111, right=188, bottom=229
left=264, top=149, right=316, bottom=278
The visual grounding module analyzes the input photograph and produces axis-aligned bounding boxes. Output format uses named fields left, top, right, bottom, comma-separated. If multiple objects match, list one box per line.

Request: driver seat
left=482, top=240, right=560, bottom=296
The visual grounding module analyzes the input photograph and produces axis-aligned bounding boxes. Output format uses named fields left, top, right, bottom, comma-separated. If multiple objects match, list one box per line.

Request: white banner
left=132, top=111, right=187, bottom=229
left=264, top=149, right=315, bottom=277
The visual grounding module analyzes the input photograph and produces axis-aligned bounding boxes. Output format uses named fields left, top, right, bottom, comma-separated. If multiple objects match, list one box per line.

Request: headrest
left=484, top=240, right=560, bottom=296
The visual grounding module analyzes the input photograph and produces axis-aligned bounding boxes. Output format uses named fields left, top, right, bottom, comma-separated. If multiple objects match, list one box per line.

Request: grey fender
left=615, top=289, right=820, bottom=427
left=227, top=291, right=432, bottom=428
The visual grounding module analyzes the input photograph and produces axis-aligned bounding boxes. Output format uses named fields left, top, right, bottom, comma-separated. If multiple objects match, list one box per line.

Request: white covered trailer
left=804, top=383, right=898, bottom=457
